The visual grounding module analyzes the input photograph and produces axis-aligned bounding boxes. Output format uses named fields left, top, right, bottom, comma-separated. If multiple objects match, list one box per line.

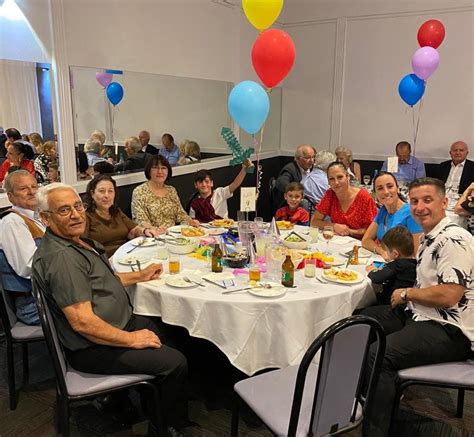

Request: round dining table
left=112, top=232, right=377, bottom=376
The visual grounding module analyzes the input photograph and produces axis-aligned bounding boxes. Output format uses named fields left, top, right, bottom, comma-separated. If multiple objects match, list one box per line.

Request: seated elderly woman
left=362, top=171, right=422, bottom=259
left=303, top=150, right=337, bottom=206
left=335, top=145, right=361, bottom=184
left=454, top=182, right=474, bottom=235
left=83, top=174, right=165, bottom=257
left=84, top=138, right=107, bottom=167
left=34, top=140, right=57, bottom=181
left=0, top=140, right=36, bottom=182
left=29, top=132, right=44, bottom=155
left=179, top=140, right=201, bottom=165
left=311, top=162, right=378, bottom=238
left=132, top=155, right=200, bottom=228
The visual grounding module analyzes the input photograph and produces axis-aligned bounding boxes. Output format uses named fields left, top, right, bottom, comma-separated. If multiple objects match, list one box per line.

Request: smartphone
left=373, top=261, right=386, bottom=269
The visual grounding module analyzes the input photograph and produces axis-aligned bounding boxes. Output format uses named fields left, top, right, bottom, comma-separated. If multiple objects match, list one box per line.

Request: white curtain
left=0, top=59, right=42, bottom=134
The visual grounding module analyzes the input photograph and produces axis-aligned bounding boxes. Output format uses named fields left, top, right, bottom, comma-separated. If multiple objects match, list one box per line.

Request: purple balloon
left=95, top=72, right=113, bottom=88
left=411, top=47, right=440, bottom=80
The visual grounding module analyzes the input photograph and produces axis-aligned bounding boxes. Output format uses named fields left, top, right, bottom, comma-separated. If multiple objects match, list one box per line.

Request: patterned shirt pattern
left=409, top=217, right=474, bottom=347
left=131, top=182, right=192, bottom=228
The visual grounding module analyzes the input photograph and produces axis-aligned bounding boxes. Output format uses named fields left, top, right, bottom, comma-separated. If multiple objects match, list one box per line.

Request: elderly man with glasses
left=32, top=183, right=190, bottom=435
left=272, top=144, right=316, bottom=213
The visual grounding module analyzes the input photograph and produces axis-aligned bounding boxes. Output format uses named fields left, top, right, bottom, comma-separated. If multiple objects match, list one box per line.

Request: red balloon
left=417, top=19, right=445, bottom=49
left=252, top=29, right=296, bottom=89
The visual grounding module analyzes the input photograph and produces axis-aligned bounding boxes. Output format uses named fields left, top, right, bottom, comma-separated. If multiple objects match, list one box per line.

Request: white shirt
left=445, top=160, right=465, bottom=191
left=409, top=217, right=474, bottom=348
left=0, top=206, right=46, bottom=278
left=190, top=186, right=233, bottom=219
left=297, top=163, right=311, bottom=184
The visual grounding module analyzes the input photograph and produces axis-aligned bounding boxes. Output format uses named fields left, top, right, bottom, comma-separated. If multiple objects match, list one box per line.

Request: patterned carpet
left=0, top=336, right=472, bottom=436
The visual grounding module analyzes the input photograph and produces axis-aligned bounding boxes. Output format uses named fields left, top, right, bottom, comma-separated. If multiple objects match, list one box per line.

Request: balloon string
left=253, top=124, right=265, bottom=214
left=413, top=84, right=425, bottom=156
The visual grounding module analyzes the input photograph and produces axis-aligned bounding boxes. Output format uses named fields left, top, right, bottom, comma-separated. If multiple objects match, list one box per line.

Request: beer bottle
left=211, top=241, right=223, bottom=273
left=281, top=254, right=294, bottom=287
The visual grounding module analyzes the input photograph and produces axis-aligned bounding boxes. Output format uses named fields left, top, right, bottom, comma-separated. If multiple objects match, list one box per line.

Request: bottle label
left=217, top=257, right=222, bottom=267
left=282, top=271, right=292, bottom=282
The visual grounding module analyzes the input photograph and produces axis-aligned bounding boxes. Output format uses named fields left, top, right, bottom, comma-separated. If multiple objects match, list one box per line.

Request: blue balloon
left=105, top=69, right=123, bottom=75
left=106, top=82, right=124, bottom=106
left=228, top=81, right=269, bottom=134
left=398, top=74, right=425, bottom=106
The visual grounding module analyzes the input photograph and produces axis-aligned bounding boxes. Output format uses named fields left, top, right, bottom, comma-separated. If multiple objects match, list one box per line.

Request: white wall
left=281, top=1, right=474, bottom=163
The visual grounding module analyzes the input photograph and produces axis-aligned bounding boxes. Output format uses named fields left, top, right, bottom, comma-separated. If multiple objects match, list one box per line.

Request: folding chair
left=231, top=315, right=385, bottom=436
left=0, top=272, right=44, bottom=410
left=32, top=281, right=165, bottom=436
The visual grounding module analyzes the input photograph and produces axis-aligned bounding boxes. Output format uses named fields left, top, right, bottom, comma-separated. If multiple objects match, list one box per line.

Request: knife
left=222, top=286, right=252, bottom=294
left=202, top=277, right=228, bottom=289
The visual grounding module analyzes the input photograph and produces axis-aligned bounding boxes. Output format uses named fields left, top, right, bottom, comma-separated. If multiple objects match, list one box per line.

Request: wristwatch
left=400, top=289, right=408, bottom=301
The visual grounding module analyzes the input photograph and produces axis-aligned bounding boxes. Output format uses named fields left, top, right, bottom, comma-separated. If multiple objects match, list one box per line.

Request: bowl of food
left=166, top=237, right=197, bottom=254
left=281, top=232, right=311, bottom=250
left=181, top=226, right=206, bottom=237
left=223, top=252, right=249, bottom=268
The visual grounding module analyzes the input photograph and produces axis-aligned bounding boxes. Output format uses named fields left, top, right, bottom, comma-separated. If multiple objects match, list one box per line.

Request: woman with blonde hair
left=29, top=132, right=44, bottom=154
left=179, top=140, right=201, bottom=165
left=335, top=145, right=361, bottom=184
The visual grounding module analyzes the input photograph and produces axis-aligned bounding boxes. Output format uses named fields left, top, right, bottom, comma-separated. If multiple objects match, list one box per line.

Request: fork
left=315, top=276, right=328, bottom=284
left=182, top=276, right=204, bottom=287
left=127, top=238, right=146, bottom=253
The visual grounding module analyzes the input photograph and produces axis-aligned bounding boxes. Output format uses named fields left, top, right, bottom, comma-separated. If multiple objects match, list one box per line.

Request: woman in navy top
left=362, top=171, right=422, bottom=260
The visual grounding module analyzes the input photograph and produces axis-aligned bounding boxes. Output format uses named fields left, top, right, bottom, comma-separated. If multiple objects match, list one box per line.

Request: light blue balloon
left=106, top=82, right=124, bottom=106
left=228, top=81, right=270, bottom=134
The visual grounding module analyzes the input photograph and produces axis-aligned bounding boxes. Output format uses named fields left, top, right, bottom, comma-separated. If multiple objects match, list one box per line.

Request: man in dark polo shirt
left=32, top=183, right=188, bottom=435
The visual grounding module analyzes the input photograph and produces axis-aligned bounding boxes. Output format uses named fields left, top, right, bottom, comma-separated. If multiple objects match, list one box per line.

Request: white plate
left=325, top=257, right=345, bottom=267
left=165, top=276, right=197, bottom=288
left=131, top=237, right=156, bottom=247
left=206, top=227, right=227, bottom=236
left=168, top=225, right=183, bottom=233
left=117, top=255, right=151, bottom=266
left=339, top=247, right=372, bottom=258
left=248, top=282, right=287, bottom=298
left=322, top=269, right=364, bottom=284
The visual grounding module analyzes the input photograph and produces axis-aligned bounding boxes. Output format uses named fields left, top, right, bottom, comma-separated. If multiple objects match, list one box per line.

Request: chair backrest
left=31, top=279, right=69, bottom=397
left=185, top=191, right=199, bottom=214
left=0, top=273, right=16, bottom=339
left=288, top=315, right=385, bottom=437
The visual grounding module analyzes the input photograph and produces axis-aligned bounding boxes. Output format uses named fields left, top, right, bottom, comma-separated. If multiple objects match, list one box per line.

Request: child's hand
left=242, top=159, right=253, bottom=169
left=366, top=264, right=376, bottom=273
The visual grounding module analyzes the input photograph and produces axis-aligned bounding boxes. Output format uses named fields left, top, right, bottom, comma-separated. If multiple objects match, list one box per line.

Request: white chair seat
left=235, top=364, right=318, bottom=437
left=65, top=366, right=155, bottom=397
left=11, top=321, right=43, bottom=340
left=398, top=360, right=474, bottom=386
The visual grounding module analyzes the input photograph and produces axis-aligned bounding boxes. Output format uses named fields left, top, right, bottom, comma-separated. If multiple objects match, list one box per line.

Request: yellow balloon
left=242, top=0, right=284, bottom=31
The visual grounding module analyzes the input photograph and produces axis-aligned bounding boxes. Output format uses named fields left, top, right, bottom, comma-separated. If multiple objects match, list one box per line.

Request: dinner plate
left=206, top=227, right=227, bottom=235
left=168, top=225, right=183, bottom=233
left=339, top=247, right=372, bottom=258
left=165, top=275, right=197, bottom=288
left=209, top=219, right=235, bottom=228
left=117, top=255, right=151, bottom=266
left=248, top=282, right=287, bottom=298
left=321, top=269, right=364, bottom=284
left=325, top=257, right=345, bottom=267
left=130, top=237, right=156, bottom=247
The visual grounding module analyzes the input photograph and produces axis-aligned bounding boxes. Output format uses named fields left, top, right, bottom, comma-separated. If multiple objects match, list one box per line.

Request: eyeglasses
left=45, top=201, right=85, bottom=217
left=298, top=155, right=315, bottom=161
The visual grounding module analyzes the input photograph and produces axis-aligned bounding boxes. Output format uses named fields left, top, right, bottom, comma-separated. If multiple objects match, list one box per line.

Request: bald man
left=272, top=144, right=316, bottom=212
left=439, top=141, right=474, bottom=194
left=138, top=130, right=158, bottom=155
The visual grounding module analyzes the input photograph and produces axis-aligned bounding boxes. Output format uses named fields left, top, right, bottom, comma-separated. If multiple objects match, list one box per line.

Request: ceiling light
left=0, top=0, right=24, bottom=21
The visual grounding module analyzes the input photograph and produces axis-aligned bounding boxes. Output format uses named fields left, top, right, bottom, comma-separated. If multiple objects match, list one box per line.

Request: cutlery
left=222, top=286, right=252, bottom=294
left=345, top=250, right=354, bottom=268
left=315, top=276, right=328, bottom=284
left=129, top=264, right=135, bottom=272
left=182, top=276, right=204, bottom=287
left=202, top=277, right=228, bottom=289
left=127, top=238, right=146, bottom=253
left=136, top=259, right=141, bottom=271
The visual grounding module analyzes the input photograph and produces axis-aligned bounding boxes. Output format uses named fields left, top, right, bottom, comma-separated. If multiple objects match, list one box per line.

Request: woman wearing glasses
left=311, top=162, right=378, bottom=239
left=83, top=175, right=164, bottom=257
left=131, top=155, right=200, bottom=229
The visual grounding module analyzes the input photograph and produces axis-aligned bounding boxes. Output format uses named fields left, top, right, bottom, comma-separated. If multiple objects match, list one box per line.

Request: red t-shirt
left=275, top=205, right=309, bottom=225
left=316, top=189, right=377, bottom=234
left=0, top=159, right=35, bottom=182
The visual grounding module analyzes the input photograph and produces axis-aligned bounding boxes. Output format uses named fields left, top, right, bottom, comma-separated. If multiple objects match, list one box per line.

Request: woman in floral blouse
left=132, top=155, right=200, bottom=229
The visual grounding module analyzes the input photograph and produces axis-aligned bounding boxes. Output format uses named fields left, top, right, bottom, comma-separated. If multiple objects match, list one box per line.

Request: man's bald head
left=295, top=144, right=316, bottom=171
left=138, top=130, right=150, bottom=147
left=450, top=141, right=468, bottom=165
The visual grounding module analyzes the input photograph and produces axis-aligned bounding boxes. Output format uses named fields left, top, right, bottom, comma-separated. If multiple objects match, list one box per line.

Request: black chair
left=0, top=273, right=44, bottom=410
left=231, top=315, right=385, bottom=436
left=31, top=281, right=165, bottom=436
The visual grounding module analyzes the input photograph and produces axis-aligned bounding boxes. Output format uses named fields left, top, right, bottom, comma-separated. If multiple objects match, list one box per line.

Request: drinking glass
left=322, top=225, right=334, bottom=254
left=308, top=227, right=319, bottom=244
left=265, top=242, right=286, bottom=281
left=168, top=254, right=180, bottom=274
left=304, top=259, right=316, bottom=278
left=156, top=241, right=168, bottom=260
left=363, top=175, right=371, bottom=186
left=237, top=210, right=248, bottom=223
left=238, top=221, right=254, bottom=248
left=248, top=265, right=261, bottom=282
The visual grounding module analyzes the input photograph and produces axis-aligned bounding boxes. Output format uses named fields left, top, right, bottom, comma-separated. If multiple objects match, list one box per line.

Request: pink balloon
left=95, top=72, right=113, bottom=88
left=411, top=47, right=440, bottom=80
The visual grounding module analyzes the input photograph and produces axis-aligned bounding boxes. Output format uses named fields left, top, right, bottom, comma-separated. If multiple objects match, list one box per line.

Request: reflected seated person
left=275, top=182, right=310, bottom=226
left=159, top=133, right=180, bottom=167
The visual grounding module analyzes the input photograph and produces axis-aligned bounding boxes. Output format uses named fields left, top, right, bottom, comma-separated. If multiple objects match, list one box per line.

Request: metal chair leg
left=7, top=341, right=17, bottom=410
left=231, top=397, right=240, bottom=437
left=456, top=389, right=465, bottom=418
left=58, top=395, right=70, bottom=437
left=22, top=342, right=30, bottom=386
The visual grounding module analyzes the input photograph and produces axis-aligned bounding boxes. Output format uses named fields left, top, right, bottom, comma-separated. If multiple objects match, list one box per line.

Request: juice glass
left=168, top=254, right=180, bottom=274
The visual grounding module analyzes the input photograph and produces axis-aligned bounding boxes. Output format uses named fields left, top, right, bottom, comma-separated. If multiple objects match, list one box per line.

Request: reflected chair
left=32, top=281, right=165, bottom=437
left=391, top=359, right=474, bottom=432
left=231, top=315, right=385, bottom=437
left=0, top=272, right=44, bottom=410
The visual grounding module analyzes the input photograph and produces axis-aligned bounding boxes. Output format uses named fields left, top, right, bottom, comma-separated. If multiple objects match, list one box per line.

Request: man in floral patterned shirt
left=362, top=177, right=473, bottom=437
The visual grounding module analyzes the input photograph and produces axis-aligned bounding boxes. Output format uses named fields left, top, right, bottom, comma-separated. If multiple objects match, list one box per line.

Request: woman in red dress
left=0, top=141, right=35, bottom=183
left=311, top=162, right=377, bottom=239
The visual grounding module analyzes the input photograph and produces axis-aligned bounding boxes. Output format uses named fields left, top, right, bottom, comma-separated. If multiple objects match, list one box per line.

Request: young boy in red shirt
left=275, top=182, right=310, bottom=226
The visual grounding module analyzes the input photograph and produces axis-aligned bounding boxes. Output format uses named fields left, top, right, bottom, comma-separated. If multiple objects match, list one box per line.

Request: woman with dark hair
left=311, top=161, right=378, bottom=239
left=83, top=174, right=165, bottom=257
left=362, top=171, right=422, bottom=259
left=0, top=140, right=35, bottom=182
left=132, top=155, right=200, bottom=228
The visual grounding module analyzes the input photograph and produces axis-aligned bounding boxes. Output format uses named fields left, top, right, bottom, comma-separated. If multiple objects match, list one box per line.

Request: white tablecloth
left=112, top=235, right=376, bottom=376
